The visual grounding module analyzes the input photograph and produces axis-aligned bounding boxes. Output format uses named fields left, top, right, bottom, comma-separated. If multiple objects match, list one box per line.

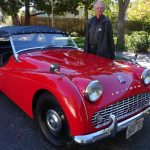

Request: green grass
left=72, top=37, right=85, bottom=49
left=72, top=36, right=117, bottom=50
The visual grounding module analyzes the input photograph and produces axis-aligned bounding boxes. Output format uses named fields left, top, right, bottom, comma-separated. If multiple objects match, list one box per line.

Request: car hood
left=19, top=49, right=149, bottom=114
left=20, top=49, right=146, bottom=98
left=19, top=49, right=143, bottom=77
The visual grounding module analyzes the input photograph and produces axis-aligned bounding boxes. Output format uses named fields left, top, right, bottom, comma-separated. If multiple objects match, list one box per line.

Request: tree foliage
left=128, top=0, right=150, bottom=22
left=34, top=0, right=79, bottom=16
left=0, top=0, right=22, bottom=25
left=116, top=0, right=130, bottom=50
left=0, top=0, right=22, bottom=16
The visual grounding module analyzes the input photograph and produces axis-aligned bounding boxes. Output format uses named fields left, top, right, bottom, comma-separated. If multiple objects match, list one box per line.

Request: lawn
left=72, top=36, right=116, bottom=50
left=72, top=37, right=85, bottom=49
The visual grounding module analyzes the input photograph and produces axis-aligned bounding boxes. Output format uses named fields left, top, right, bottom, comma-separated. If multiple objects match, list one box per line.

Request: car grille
left=92, top=93, right=150, bottom=128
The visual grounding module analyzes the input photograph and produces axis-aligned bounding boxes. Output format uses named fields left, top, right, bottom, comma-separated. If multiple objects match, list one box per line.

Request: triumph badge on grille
left=118, top=75, right=126, bottom=84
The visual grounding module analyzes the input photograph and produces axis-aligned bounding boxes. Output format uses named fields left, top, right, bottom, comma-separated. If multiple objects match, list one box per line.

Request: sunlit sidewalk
left=116, top=51, right=150, bottom=69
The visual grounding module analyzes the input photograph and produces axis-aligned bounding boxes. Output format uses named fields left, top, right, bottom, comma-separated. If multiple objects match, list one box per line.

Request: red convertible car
left=0, top=26, right=149, bottom=147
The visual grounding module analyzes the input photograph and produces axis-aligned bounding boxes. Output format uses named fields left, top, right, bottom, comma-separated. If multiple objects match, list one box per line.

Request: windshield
left=11, top=33, right=78, bottom=53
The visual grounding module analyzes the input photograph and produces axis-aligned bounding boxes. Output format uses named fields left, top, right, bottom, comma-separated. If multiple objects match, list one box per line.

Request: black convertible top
left=0, top=26, right=65, bottom=38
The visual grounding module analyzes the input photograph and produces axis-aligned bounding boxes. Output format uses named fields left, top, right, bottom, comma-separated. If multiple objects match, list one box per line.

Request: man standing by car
left=84, top=0, right=115, bottom=59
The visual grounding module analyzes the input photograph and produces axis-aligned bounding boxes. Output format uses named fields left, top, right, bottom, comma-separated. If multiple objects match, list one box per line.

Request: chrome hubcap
left=46, top=109, right=62, bottom=134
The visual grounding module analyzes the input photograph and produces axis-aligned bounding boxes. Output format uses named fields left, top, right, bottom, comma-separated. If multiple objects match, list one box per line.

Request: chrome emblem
left=117, top=75, right=126, bottom=84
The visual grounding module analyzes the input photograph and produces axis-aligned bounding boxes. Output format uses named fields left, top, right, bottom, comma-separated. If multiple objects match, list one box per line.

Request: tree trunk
left=83, top=0, right=88, bottom=34
left=84, top=0, right=88, bottom=23
left=11, top=0, right=20, bottom=25
left=117, top=0, right=130, bottom=50
left=11, top=14, right=20, bottom=25
left=25, top=0, right=30, bottom=25
left=48, top=14, right=51, bottom=27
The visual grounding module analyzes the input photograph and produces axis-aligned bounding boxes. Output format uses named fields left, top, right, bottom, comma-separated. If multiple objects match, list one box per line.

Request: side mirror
left=50, top=63, right=60, bottom=73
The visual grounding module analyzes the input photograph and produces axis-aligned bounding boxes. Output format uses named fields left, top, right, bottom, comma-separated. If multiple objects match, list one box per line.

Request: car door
left=0, top=55, right=35, bottom=115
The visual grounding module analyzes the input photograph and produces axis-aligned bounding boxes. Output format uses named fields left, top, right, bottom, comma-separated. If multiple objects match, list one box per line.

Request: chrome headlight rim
left=85, top=80, right=103, bottom=102
left=141, top=68, right=150, bottom=85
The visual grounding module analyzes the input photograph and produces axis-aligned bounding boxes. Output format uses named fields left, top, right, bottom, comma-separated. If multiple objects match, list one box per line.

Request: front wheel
left=34, top=92, right=71, bottom=148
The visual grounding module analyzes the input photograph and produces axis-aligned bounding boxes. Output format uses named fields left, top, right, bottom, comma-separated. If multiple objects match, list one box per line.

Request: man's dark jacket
left=84, top=15, right=115, bottom=59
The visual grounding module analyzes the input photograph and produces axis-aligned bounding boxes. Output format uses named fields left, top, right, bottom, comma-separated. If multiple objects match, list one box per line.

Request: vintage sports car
left=0, top=26, right=149, bottom=147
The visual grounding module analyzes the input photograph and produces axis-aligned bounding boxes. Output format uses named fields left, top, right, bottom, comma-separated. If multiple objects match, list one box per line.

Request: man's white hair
left=93, top=0, right=106, bottom=10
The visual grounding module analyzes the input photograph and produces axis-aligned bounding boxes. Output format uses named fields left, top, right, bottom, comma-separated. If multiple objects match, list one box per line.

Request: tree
left=128, top=0, right=150, bottom=22
left=116, top=0, right=130, bottom=50
left=33, top=0, right=79, bottom=26
left=82, top=0, right=89, bottom=22
left=34, top=0, right=79, bottom=16
left=0, top=0, right=22, bottom=25
left=21, top=0, right=39, bottom=25
left=21, top=0, right=48, bottom=25
left=24, top=0, right=30, bottom=25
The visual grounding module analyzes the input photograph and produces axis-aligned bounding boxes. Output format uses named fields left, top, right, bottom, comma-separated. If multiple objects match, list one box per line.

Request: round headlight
left=141, top=69, right=150, bottom=85
left=85, top=80, right=103, bottom=102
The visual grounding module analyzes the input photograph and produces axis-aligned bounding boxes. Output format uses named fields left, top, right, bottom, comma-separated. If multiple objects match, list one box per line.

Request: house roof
left=0, top=26, right=64, bottom=38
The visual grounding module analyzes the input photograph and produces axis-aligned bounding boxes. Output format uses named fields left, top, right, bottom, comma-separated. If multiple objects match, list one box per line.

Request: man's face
left=94, top=4, right=104, bottom=17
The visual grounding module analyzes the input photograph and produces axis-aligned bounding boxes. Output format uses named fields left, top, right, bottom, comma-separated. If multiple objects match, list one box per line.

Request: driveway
left=116, top=51, right=150, bottom=69
left=0, top=92, right=150, bottom=150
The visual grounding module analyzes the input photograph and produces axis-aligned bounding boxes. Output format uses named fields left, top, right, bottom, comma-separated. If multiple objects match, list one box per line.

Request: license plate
left=126, top=118, right=144, bottom=139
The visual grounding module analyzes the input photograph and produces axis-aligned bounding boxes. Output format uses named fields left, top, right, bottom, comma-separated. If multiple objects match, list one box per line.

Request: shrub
left=70, top=32, right=78, bottom=37
left=126, top=31, right=150, bottom=53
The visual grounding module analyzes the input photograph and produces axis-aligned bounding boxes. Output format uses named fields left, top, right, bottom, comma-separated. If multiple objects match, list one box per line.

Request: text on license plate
left=126, top=118, right=144, bottom=139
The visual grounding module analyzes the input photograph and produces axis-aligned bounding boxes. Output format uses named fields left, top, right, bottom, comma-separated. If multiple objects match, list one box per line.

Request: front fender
left=46, top=74, right=89, bottom=136
left=30, top=73, right=89, bottom=136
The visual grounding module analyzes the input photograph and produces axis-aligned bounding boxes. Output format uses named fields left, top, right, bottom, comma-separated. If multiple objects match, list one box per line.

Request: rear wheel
left=34, top=92, right=71, bottom=147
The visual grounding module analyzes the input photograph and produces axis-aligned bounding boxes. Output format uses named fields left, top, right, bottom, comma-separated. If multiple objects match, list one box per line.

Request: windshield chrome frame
left=9, top=36, right=20, bottom=62
left=68, top=34, right=78, bottom=49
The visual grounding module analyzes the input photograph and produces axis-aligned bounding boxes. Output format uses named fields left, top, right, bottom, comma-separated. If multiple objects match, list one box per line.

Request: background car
left=0, top=26, right=149, bottom=148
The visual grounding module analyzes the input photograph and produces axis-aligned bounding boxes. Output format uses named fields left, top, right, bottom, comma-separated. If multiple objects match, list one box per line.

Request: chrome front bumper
left=73, top=107, right=150, bottom=144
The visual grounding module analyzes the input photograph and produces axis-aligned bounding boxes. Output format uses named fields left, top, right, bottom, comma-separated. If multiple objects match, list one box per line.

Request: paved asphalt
left=0, top=93, right=150, bottom=150
left=0, top=53, right=149, bottom=150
